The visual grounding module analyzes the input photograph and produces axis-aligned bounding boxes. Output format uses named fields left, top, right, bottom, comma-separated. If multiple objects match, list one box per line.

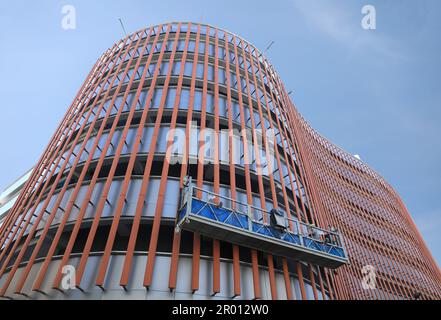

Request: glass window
left=135, top=65, right=145, bottom=80
left=151, top=87, right=163, bottom=108
left=163, top=179, right=180, bottom=217
left=133, top=47, right=141, bottom=59
left=188, top=40, right=196, bottom=52
left=121, top=96, right=130, bottom=112
left=97, top=104, right=107, bottom=118
left=241, top=78, right=247, bottom=91
left=232, top=100, right=241, bottom=122
left=198, top=41, right=205, bottom=55
left=196, top=63, right=204, bottom=79
left=166, top=40, right=174, bottom=52
left=179, top=89, right=190, bottom=109
left=264, top=117, right=271, bottom=130
left=184, top=61, right=193, bottom=77
left=172, top=61, right=181, bottom=75
left=194, top=90, right=202, bottom=111
left=168, top=127, right=184, bottom=158
left=189, top=127, right=199, bottom=157
left=230, top=71, right=238, bottom=89
left=113, top=95, right=124, bottom=111
left=190, top=24, right=198, bottom=33
left=112, top=71, right=122, bottom=87
left=125, top=69, right=134, bottom=81
left=123, top=50, right=132, bottom=63
left=218, top=46, right=226, bottom=60
left=249, top=83, right=256, bottom=99
left=219, top=95, right=228, bottom=118
left=165, top=88, right=177, bottom=108
left=137, top=89, right=148, bottom=110
left=206, top=93, right=214, bottom=114
left=268, top=98, right=275, bottom=112
left=218, top=68, right=226, bottom=85
left=147, top=62, right=156, bottom=77
left=171, top=23, right=178, bottom=32
left=207, top=65, right=214, bottom=82
left=177, top=39, right=186, bottom=51
left=244, top=106, right=252, bottom=128
left=146, top=44, right=152, bottom=55
left=246, top=59, right=252, bottom=73
left=140, top=127, right=154, bottom=153
left=204, top=129, right=215, bottom=161
left=156, top=127, right=169, bottom=152
left=159, top=61, right=169, bottom=76
left=153, top=42, right=163, bottom=53
left=123, top=128, right=136, bottom=154
left=209, top=44, right=215, bottom=57
left=126, top=91, right=136, bottom=108
left=229, top=51, right=236, bottom=64
left=239, top=55, right=245, bottom=69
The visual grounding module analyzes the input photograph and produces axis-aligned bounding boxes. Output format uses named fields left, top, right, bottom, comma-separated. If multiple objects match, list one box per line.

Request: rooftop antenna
left=264, top=40, right=275, bottom=53
left=118, top=18, right=127, bottom=36
left=259, top=40, right=275, bottom=58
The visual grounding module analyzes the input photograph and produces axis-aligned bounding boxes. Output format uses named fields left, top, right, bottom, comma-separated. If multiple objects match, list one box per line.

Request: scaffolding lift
left=176, top=177, right=348, bottom=269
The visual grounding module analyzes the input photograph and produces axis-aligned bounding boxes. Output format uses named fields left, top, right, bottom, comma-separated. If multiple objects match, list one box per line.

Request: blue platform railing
left=176, top=177, right=348, bottom=268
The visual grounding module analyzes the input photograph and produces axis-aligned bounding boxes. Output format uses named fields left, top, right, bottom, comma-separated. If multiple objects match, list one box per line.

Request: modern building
left=0, top=22, right=439, bottom=300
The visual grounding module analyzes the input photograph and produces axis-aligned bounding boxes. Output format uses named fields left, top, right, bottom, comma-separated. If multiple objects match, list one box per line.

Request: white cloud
left=291, top=0, right=409, bottom=61
left=293, top=0, right=354, bottom=43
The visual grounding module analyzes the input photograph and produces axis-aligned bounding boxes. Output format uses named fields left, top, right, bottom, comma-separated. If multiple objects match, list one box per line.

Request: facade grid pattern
left=0, top=22, right=439, bottom=300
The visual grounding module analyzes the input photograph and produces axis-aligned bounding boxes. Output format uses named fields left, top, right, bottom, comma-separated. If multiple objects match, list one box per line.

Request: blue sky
left=0, top=0, right=440, bottom=266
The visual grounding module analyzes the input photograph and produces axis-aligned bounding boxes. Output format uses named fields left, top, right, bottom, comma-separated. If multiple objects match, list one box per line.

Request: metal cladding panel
left=0, top=22, right=439, bottom=300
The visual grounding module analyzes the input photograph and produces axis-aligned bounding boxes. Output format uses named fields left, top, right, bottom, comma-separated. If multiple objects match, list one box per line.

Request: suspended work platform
left=176, top=178, right=349, bottom=269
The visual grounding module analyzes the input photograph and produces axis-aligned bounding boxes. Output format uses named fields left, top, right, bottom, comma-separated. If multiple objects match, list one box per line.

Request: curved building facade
left=0, top=22, right=439, bottom=300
